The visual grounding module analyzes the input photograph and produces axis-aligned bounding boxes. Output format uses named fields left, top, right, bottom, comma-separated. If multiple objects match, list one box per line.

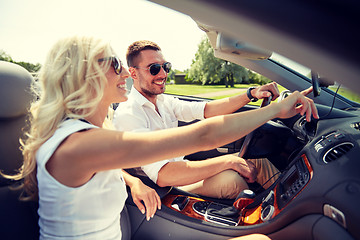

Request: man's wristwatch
left=247, top=87, right=258, bottom=102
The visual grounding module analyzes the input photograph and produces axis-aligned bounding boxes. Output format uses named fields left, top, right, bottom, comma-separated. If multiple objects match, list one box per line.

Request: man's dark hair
left=126, top=40, right=161, bottom=67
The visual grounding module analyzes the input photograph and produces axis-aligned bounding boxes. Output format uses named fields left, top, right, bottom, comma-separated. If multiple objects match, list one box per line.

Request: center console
left=193, top=201, right=240, bottom=226
left=162, top=154, right=313, bottom=226
left=275, top=155, right=311, bottom=209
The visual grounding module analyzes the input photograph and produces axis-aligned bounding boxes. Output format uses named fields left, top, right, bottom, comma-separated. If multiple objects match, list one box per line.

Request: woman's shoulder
left=36, top=119, right=98, bottom=165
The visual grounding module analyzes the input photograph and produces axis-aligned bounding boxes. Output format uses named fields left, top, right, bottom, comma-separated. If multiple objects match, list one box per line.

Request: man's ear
left=129, top=67, right=137, bottom=80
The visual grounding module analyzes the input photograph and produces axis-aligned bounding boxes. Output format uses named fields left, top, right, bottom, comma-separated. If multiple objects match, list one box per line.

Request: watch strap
left=247, top=87, right=258, bottom=102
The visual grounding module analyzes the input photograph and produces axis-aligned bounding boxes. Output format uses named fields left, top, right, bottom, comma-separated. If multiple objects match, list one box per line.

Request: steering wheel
left=238, top=96, right=272, bottom=158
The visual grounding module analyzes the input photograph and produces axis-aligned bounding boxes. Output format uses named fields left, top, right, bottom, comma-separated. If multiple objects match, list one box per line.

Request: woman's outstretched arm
left=48, top=90, right=318, bottom=187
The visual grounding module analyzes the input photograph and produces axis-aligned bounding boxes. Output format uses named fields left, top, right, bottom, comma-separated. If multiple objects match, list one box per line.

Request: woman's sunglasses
left=98, top=56, right=123, bottom=75
left=134, top=62, right=172, bottom=76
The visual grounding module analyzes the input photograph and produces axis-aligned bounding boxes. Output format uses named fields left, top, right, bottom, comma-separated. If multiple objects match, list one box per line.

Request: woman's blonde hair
left=9, top=36, right=114, bottom=200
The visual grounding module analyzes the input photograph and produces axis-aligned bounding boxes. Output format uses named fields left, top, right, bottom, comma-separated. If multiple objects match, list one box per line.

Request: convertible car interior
left=1, top=0, right=360, bottom=240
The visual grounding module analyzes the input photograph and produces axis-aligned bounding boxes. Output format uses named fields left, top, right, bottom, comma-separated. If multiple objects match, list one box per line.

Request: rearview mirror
left=216, top=33, right=272, bottom=60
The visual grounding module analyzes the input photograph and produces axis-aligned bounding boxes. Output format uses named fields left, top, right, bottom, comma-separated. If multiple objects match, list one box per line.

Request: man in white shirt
left=113, top=40, right=280, bottom=199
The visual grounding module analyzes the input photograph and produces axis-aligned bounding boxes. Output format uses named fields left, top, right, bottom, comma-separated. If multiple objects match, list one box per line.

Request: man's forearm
left=156, top=155, right=233, bottom=187
left=204, top=92, right=250, bottom=118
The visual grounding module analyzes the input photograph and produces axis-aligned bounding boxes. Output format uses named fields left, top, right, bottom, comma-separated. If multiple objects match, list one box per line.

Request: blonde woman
left=6, top=36, right=317, bottom=239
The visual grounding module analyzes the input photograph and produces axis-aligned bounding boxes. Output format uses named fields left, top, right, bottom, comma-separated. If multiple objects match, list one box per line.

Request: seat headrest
left=0, top=61, right=34, bottom=119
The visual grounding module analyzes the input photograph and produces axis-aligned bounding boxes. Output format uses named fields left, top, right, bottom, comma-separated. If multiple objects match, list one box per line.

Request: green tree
left=219, top=61, right=249, bottom=87
left=0, top=50, right=41, bottom=73
left=0, top=50, right=13, bottom=62
left=187, top=37, right=248, bottom=87
left=248, top=70, right=271, bottom=85
left=187, top=37, right=221, bottom=85
left=167, top=69, right=176, bottom=81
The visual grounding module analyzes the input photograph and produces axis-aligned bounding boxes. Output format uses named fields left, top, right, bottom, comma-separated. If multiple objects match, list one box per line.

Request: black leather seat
left=0, top=61, right=34, bottom=186
left=0, top=185, right=39, bottom=239
left=0, top=61, right=39, bottom=239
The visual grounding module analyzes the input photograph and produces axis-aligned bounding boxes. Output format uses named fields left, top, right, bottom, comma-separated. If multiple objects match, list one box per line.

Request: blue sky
left=0, top=0, right=205, bottom=71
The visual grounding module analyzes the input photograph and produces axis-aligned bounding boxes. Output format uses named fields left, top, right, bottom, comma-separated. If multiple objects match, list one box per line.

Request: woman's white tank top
left=36, top=119, right=127, bottom=239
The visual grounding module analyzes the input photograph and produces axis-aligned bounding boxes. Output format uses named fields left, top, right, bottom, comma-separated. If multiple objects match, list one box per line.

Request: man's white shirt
left=113, top=86, right=206, bottom=183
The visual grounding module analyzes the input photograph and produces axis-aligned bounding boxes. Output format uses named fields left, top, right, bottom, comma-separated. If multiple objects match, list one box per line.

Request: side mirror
left=216, top=33, right=272, bottom=60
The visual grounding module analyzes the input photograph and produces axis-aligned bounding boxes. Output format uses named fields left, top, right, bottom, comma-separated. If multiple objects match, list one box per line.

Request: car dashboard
left=165, top=105, right=360, bottom=238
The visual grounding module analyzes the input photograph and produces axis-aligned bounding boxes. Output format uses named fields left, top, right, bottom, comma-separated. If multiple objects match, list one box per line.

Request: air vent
left=323, top=142, right=354, bottom=163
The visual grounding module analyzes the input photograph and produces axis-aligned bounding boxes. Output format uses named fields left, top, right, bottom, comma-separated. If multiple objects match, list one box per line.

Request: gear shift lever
left=233, top=189, right=256, bottom=210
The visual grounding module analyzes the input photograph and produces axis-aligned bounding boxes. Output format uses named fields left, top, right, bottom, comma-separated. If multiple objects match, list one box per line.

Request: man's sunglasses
left=98, top=56, right=123, bottom=75
left=134, top=62, right=172, bottom=76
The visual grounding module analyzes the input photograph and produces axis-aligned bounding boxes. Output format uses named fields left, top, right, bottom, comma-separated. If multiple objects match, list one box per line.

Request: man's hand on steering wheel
left=251, top=82, right=280, bottom=101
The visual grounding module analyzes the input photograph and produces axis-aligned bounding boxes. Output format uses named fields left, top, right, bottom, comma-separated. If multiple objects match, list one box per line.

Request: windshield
left=165, top=50, right=360, bottom=106
left=270, top=53, right=360, bottom=104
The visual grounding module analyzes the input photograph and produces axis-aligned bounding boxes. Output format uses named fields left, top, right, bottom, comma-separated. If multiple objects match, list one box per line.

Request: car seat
left=0, top=61, right=39, bottom=239
left=0, top=61, right=132, bottom=240
left=0, top=61, right=34, bottom=186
